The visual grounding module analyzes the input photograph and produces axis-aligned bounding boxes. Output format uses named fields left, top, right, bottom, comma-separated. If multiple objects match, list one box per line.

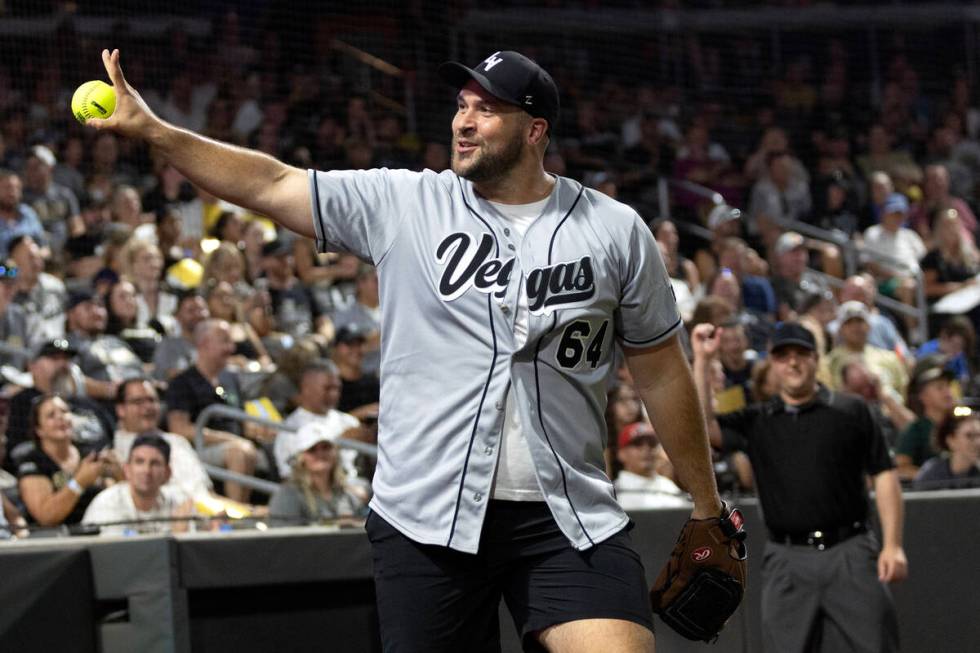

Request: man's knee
left=225, top=439, right=257, bottom=469
left=536, top=618, right=655, bottom=653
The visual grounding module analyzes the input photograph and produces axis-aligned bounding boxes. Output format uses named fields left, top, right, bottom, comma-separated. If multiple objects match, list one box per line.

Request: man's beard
left=451, top=133, right=524, bottom=184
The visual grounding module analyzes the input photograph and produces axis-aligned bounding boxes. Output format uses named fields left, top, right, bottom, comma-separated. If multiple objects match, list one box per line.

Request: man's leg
left=819, top=534, right=899, bottom=653
left=536, top=619, right=654, bottom=653
left=366, top=511, right=501, bottom=653
left=761, top=542, right=823, bottom=653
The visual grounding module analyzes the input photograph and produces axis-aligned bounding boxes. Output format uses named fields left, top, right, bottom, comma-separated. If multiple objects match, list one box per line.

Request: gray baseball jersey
left=310, top=168, right=681, bottom=554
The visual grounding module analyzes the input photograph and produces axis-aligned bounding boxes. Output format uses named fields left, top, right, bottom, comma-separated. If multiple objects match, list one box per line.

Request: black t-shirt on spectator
left=718, top=385, right=894, bottom=534
left=16, top=446, right=101, bottom=525
left=920, top=249, right=978, bottom=285
left=338, top=374, right=380, bottom=414
left=266, top=283, right=321, bottom=338
left=165, top=366, right=244, bottom=436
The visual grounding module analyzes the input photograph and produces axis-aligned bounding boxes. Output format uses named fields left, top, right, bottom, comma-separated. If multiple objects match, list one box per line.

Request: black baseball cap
left=335, top=325, right=367, bottom=345
left=261, top=239, right=291, bottom=258
left=66, top=288, right=98, bottom=311
left=769, top=322, right=816, bottom=354
left=439, top=51, right=559, bottom=130
left=34, top=338, right=78, bottom=358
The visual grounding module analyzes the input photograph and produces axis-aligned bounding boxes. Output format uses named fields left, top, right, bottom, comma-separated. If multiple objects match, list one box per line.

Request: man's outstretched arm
left=88, top=49, right=313, bottom=238
left=624, top=334, right=722, bottom=519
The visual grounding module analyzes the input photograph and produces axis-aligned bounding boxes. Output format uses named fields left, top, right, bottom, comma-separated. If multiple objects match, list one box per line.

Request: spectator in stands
left=652, top=218, right=700, bottom=294
left=840, top=359, right=915, bottom=447
left=257, top=238, right=327, bottom=340
left=153, top=290, right=209, bottom=381
left=862, top=193, right=925, bottom=327
left=717, top=322, right=757, bottom=401
left=828, top=273, right=910, bottom=360
left=103, top=278, right=160, bottom=363
left=91, top=132, right=137, bottom=188
left=770, top=231, right=828, bottom=320
left=825, top=301, right=909, bottom=399
left=0, top=259, right=28, bottom=369
left=862, top=170, right=894, bottom=233
left=276, top=360, right=361, bottom=479
left=916, top=316, right=974, bottom=387
left=856, top=124, right=916, bottom=180
left=54, top=135, right=85, bottom=198
left=204, top=280, right=271, bottom=367
left=896, top=356, right=956, bottom=481
left=0, top=169, right=45, bottom=259
left=331, top=264, right=381, bottom=374
left=797, top=288, right=837, bottom=356
left=614, top=422, right=687, bottom=510
left=913, top=409, right=980, bottom=490
left=17, top=394, right=123, bottom=526
left=83, top=432, right=194, bottom=535
left=165, top=319, right=260, bottom=502
left=65, top=288, right=143, bottom=402
left=203, top=241, right=249, bottom=298
left=692, top=204, right=742, bottom=284
left=110, top=185, right=152, bottom=240
left=114, top=378, right=216, bottom=504
left=269, top=421, right=367, bottom=526
left=911, top=164, right=978, bottom=244
left=124, top=240, right=177, bottom=334
left=812, top=172, right=861, bottom=237
left=921, top=208, right=980, bottom=330
left=749, top=357, right=779, bottom=403
left=706, top=267, right=772, bottom=354
left=689, top=295, right=735, bottom=330
left=65, top=193, right=112, bottom=280
left=748, top=151, right=811, bottom=243
left=21, top=145, right=78, bottom=255
left=332, top=326, right=380, bottom=420
left=715, top=236, right=777, bottom=319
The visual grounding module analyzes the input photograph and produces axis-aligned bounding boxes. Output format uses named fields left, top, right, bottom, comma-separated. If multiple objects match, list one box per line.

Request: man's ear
left=527, top=118, right=549, bottom=146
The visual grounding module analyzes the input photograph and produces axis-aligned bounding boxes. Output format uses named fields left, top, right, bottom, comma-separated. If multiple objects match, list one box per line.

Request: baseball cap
left=618, top=422, right=659, bottom=450
left=335, top=325, right=367, bottom=345
left=439, top=51, right=560, bottom=130
left=909, top=354, right=955, bottom=391
left=882, top=193, right=910, bottom=215
left=66, top=288, right=98, bottom=311
left=774, top=231, right=805, bottom=256
left=33, top=338, right=78, bottom=358
left=769, top=322, right=816, bottom=354
left=837, top=300, right=870, bottom=324
left=261, top=239, right=291, bottom=258
left=288, top=420, right=343, bottom=463
left=707, top=204, right=741, bottom=230
left=130, top=432, right=171, bottom=464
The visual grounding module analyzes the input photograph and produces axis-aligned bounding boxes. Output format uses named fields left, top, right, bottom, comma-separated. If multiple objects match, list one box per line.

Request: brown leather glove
left=649, top=502, right=748, bottom=642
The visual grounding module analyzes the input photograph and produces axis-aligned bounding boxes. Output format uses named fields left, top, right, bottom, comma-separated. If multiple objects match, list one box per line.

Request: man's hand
left=878, top=545, right=909, bottom=583
left=87, top=49, right=162, bottom=139
left=691, top=323, right=721, bottom=363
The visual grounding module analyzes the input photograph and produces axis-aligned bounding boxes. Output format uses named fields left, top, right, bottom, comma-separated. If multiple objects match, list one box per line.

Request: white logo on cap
left=525, top=95, right=533, bottom=105
left=483, top=52, right=504, bottom=71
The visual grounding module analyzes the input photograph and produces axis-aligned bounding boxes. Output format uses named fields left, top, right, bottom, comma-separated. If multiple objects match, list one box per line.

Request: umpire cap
left=439, top=51, right=559, bottom=130
left=769, top=322, right=816, bottom=354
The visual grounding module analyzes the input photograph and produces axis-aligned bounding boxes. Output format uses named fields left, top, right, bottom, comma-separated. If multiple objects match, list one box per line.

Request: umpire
left=693, top=321, right=907, bottom=653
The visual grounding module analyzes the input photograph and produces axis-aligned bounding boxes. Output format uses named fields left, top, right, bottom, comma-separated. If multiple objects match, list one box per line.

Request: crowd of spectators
left=3, top=9, right=980, bottom=539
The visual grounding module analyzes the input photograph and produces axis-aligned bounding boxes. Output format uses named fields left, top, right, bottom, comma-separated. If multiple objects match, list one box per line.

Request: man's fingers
left=101, top=48, right=128, bottom=92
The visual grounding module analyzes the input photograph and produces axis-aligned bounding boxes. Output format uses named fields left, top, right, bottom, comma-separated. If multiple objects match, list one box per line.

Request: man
left=21, top=145, right=80, bottom=254
left=82, top=432, right=193, bottom=535
left=770, top=231, right=830, bottom=321
left=330, top=264, right=382, bottom=374
left=895, top=356, right=956, bottom=481
left=115, top=377, right=217, bottom=503
left=839, top=359, right=914, bottom=447
left=614, top=422, right=687, bottom=510
left=910, top=163, right=978, bottom=243
left=827, top=273, right=909, bottom=360
left=0, top=169, right=45, bottom=259
left=152, top=290, right=209, bottom=381
left=94, top=48, right=723, bottom=652
left=825, top=300, right=909, bottom=401
left=331, top=326, right=380, bottom=420
left=3, top=339, right=113, bottom=469
left=64, top=288, right=143, bottom=402
left=165, top=319, right=260, bottom=503
left=276, top=359, right=362, bottom=482
left=0, top=259, right=29, bottom=369
left=8, top=234, right=66, bottom=346
left=862, top=193, right=925, bottom=323
left=256, top=238, right=328, bottom=340
left=748, top=151, right=812, bottom=241
left=694, top=322, right=907, bottom=653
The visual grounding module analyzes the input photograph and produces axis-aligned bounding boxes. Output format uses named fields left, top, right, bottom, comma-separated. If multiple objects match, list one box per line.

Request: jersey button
left=504, top=228, right=511, bottom=236
left=484, top=446, right=494, bottom=455
left=495, top=400, right=504, bottom=410
left=507, top=244, right=516, bottom=251
left=500, top=303, right=510, bottom=314
left=474, top=492, right=483, bottom=502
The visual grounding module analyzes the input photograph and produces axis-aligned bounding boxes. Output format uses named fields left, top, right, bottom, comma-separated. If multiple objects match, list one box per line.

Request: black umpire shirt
left=718, top=385, right=894, bottom=534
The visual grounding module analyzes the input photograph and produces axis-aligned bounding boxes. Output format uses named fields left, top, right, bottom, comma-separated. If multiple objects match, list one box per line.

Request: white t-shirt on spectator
left=614, top=471, right=690, bottom=511
left=863, top=225, right=926, bottom=275
left=82, top=482, right=188, bottom=535
left=278, top=407, right=361, bottom=480
left=114, top=429, right=214, bottom=502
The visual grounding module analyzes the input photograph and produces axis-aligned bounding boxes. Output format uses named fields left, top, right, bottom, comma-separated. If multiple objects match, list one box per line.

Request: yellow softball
left=71, top=80, right=116, bottom=125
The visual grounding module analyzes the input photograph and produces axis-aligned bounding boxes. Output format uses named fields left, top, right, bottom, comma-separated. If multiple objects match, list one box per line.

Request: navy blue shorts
left=366, top=500, right=655, bottom=653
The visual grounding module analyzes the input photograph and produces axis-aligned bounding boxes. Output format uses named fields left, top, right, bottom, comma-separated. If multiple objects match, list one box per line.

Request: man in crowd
left=614, top=422, right=687, bottom=511
left=0, top=258, right=29, bottom=369
left=65, top=288, right=142, bottom=402
left=165, top=319, right=260, bottom=502
left=257, top=238, right=329, bottom=341
left=152, top=290, right=209, bottom=381
left=0, top=169, right=45, bottom=259
left=826, top=301, right=909, bottom=401
left=21, top=145, right=79, bottom=255
left=895, top=356, right=956, bottom=481
left=331, top=264, right=381, bottom=374
left=828, top=273, right=910, bottom=360
left=9, top=234, right=66, bottom=345
left=770, top=231, right=829, bottom=321
left=82, top=432, right=193, bottom=535
left=862, top=193, right=925, bottom=329
left=331, top=326, right=379, bottom=420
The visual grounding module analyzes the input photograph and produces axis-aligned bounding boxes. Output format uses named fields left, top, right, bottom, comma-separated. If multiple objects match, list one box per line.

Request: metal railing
left=193, top=404, right=378, bottom=496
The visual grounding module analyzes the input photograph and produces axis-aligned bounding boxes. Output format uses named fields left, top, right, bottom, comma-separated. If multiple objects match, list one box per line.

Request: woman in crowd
left=922, top=208, right=980, bottom=301
left=104, top=277, right=160, bottom=364
left=914, top=409, right=980, bottom=489
left=17, top=394, right=123, bottom=527
left=125, top=239, right=177, bottom=334
left=204, top=280, right=272, bottom=367
left=652, top=218, right=700, bottom=293
left=269, top=422, right=367, bottom=525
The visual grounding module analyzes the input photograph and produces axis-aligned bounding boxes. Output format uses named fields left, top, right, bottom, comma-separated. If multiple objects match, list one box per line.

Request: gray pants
left=762, top=533, right=899, bottom=653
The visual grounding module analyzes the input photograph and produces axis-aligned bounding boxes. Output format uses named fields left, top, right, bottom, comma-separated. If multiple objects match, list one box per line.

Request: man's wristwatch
left=66, top=477, right=84, bottom=496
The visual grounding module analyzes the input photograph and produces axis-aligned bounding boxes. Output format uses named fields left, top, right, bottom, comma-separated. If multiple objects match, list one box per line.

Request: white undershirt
left=488, top=196, right=550, bottom=501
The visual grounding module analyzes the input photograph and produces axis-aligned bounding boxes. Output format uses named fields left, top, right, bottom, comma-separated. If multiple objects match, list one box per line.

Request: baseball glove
left=649, top=501, right=748, bottom=642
